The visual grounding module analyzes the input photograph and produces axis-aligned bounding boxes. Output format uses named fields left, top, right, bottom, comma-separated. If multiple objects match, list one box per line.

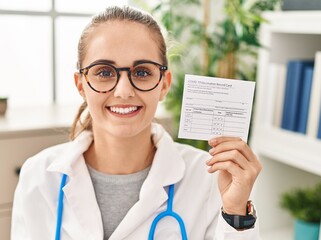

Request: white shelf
left=262, top=11, right=321, bottom=34
left=252, top=126, right=321, bottom=176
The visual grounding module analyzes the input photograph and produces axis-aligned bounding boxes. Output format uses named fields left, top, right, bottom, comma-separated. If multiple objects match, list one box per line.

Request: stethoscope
left=55, top=174, right=188, bottom=240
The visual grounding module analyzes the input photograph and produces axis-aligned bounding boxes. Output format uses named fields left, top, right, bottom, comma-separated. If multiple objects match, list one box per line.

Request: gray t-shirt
left=87, top=164, right=150, bottom=240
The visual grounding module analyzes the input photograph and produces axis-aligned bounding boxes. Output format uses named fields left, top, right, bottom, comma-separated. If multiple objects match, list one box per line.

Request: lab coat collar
left=46, top=123, right=186, bottom=240
left=46, top=130, right=93, bottom=176
left=149, top=122, right=186, bottom=186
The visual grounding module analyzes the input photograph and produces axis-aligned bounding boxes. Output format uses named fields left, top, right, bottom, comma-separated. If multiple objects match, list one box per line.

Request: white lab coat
left=11, top=123, right=260, bottom=240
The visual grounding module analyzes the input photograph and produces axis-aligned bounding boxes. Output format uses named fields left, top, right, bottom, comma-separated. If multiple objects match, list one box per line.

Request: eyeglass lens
left=86, top=63, right=162, bottom=92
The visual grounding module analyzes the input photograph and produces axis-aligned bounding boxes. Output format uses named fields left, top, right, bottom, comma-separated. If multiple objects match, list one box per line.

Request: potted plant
left=0, top=97, right=8, bottom=116
left=280, top=183, right=321, bottom=240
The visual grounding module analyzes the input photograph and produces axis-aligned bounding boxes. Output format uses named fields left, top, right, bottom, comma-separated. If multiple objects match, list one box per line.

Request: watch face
left=247, top=200, right=256, bottom=216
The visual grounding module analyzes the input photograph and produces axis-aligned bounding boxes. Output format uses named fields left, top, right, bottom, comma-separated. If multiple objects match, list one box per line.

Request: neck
left=85, top=126, right=155, bottom=174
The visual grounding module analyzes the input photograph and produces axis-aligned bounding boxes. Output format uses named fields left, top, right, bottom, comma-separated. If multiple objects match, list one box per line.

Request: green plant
left=136, top=0, right=280, bottom=149
left=280, top=183, right=321, bottom=223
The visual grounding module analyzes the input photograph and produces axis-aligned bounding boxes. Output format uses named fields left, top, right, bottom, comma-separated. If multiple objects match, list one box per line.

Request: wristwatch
left=221, top=200, right=257, bottom=230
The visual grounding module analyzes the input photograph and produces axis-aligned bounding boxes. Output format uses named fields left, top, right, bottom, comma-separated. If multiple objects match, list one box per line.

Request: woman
left=11, top=5, right=262, bottom=240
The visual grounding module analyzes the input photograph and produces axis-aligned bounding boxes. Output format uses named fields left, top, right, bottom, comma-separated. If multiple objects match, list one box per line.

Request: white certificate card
left=178, top=74, right=255, bottom=142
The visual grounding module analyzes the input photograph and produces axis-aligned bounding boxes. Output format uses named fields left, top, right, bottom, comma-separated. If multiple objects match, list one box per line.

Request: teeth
left=110, top=106, right=138, bottom=114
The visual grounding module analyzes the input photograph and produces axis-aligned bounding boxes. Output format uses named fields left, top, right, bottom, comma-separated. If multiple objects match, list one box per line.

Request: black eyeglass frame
left=79, top=60, right=168, bottom=93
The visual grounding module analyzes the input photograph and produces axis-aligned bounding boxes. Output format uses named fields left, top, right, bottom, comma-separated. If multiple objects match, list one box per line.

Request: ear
left=159, top=71, right=172, bottom=101
left=74, top=72, right=86, bottom=98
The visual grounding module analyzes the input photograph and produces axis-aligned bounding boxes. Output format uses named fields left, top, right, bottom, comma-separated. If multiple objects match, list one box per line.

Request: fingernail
left=209, top=138, right=217, bottom=145
left=209, top=148, right=215, bottom=155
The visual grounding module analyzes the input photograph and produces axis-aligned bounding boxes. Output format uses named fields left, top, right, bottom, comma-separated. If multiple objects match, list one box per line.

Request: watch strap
left=221, top=201, right=257, bottom=230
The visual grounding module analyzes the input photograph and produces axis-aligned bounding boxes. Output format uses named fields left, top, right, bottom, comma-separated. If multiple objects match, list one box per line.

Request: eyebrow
left=88, top=59, right=116, bottom=66
left=87, top=59, right=159, bottom=67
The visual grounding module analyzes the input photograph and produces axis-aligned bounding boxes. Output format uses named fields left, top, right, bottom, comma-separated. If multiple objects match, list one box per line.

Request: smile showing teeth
left=109, top=106, right=138, bottom=114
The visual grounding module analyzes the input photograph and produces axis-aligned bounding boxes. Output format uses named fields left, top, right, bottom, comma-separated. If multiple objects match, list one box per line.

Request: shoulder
left=13, top=131, right=93, bottom=209
left=13, top=141, right=74, bottom=212
left=16, top=142, right=73, bottom=197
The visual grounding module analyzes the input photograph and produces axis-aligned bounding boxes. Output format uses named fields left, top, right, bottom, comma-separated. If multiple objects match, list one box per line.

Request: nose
left=113, top=71, right=135, bottom=99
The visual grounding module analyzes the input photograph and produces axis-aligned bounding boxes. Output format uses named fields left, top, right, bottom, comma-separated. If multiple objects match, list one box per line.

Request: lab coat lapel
left=110, top=124, right=185, bottom=239
left=47, top=131, right=103, bottom=240
left=62, top=158, right=104, bottom=240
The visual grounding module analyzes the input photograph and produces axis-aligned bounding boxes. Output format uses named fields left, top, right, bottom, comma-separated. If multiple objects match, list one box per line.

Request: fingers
left=207, top=158, right=244, bottom=175
left=209, top=138, right=257, bottom=163
left=208, top=136, right=242, bottom=147
left=206, top=136, right=262, bottom=175
left=207, top=149, right=250, bottom=171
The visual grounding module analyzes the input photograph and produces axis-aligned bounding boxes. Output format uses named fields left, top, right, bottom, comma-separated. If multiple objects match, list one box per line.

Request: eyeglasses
left=79, top=60, right=168, bottom=93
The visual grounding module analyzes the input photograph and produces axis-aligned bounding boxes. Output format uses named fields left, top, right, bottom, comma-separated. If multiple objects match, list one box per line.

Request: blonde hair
left=70, top=5, right=168, bottom=140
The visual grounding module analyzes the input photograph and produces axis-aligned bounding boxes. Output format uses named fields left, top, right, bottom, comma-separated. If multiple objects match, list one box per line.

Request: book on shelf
left=271, top=64, right=287, bottom=127
left=265, top=63, right=281, bottom=126
left=297, top=65, right=314, bottom=134
left=307, top=51, right=321, bottom=138
left=281, top=60, right=314, bottom=132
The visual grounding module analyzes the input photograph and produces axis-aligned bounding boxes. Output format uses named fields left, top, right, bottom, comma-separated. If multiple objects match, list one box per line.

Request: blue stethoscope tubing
left=55, top=174, right=67, bottom=240
left=55, top=173, right=188, bottom=240
left=148, top=184, right=188, bottom=240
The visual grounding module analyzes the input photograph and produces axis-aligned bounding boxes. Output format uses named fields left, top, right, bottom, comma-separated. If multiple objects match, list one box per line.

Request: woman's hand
left=206, top=136, right=262, bottom=215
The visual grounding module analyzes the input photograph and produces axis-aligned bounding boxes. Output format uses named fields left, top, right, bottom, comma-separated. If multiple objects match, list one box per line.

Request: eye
left=133, top=65, right=154, bottom=79
left=98, top=69, right=114, bottom=77
left=134, top=69, right=150, bottom=77
left=90, top=64, right=116, bottom=79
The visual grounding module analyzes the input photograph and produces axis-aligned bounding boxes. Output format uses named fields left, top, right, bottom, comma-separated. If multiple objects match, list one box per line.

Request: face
left=74, top=20, right=171, bottom=140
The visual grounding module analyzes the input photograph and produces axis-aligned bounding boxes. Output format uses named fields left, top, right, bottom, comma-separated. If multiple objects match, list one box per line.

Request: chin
left=106, top=123, right=151, bottom=139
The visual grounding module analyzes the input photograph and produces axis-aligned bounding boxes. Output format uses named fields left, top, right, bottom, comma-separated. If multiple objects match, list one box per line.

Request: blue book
left=281, top=60, right=314, bottom=131
left=297, top=66, right=314, bottom=134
